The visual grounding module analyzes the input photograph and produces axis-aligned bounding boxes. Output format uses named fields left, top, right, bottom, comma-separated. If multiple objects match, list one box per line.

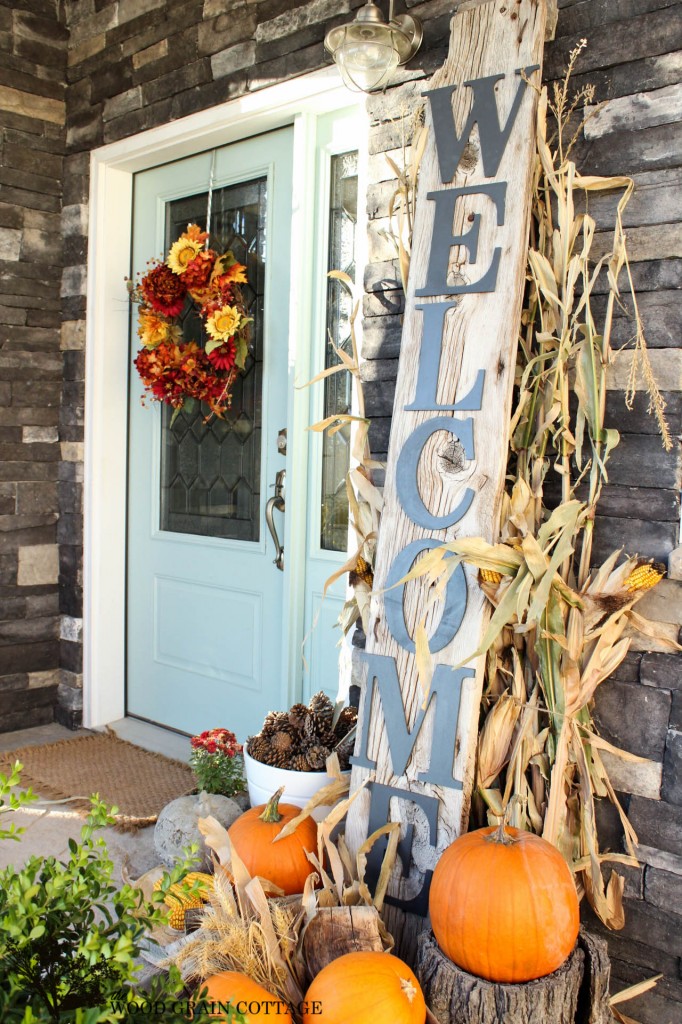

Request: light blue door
left=126, top=129, right=294, bottom=738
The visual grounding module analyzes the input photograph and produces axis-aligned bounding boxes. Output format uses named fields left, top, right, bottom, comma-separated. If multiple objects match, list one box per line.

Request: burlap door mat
left=1, top=731, right=196, bottom=830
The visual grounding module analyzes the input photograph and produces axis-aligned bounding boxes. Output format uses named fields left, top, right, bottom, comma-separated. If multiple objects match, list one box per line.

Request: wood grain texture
left=416, top=930, right=612, bottom=1024
left=345, top=0, right=547, bottom=956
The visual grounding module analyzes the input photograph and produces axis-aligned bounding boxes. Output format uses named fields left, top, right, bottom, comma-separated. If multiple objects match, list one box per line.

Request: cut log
left=416, top=929, right=611, bottom=1024
left=302, top=905, right=390, bottom=982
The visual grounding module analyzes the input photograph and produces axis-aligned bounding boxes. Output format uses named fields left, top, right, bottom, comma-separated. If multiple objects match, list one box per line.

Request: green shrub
left=0, top=768, right=232, bottom=1023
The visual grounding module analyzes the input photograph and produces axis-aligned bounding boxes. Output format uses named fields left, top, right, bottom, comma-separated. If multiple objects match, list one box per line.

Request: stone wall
left=0, top=0, right=679, bottom=1018
left=0, top=0, right=66, bottom=730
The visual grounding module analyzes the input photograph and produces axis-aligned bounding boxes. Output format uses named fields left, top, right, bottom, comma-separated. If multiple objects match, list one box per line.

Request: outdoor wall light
left=324, top=1, right=423, bottom=93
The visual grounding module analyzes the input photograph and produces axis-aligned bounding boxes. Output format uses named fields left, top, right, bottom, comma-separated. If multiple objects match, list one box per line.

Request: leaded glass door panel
left=160, top=179, right=266, bottom=541
left=126, top=129, right=294, bottom=738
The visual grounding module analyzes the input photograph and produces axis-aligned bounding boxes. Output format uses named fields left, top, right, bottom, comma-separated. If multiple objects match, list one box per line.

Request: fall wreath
left=128, top=223, right=252, bottom=419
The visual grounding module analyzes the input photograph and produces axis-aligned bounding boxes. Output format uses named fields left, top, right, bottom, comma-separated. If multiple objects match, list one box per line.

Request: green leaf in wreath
left=234, top=336, right=248, bottom=370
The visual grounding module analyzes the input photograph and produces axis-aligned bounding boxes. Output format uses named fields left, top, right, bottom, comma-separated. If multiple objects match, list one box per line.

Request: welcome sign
left=346, top=0, right=548, bottom=951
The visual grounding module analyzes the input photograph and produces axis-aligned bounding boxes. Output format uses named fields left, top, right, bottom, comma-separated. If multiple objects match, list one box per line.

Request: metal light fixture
left=324, top=1, right=423, bottom=93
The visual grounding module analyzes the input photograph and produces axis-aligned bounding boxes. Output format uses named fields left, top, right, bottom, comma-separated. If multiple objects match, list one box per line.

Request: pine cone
left=336, top=733, right=355, bottom=760
left=262, top=710, right=289, bottom=734
left=314, top=726, right=337, bottom=750
left=269, top=747, right=294, bottom=769
left=334, top=706, right=358, bottom=738
left=308, top=691, right=334, bottom=727
left=306, top=744, right=331, bottom=771
left=337, top=748, right=351, bottom=770
left=247, top=735, right=270, bottom=763
left=271, top=730, right=294, bottom=754
left=290, top=753, right=311, bottom=772
left=288, top=703, right=309, bottom=732
left=301, top=712, right=317, bottom=743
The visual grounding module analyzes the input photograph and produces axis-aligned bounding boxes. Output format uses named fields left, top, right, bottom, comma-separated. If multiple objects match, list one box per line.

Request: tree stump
left=417, top=930, right=611, bottom=1024
left=302, top=905, right=390, bottom=982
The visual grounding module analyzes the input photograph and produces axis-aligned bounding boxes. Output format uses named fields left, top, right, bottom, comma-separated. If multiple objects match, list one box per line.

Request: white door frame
left=83, top=68, right=362, bottom=729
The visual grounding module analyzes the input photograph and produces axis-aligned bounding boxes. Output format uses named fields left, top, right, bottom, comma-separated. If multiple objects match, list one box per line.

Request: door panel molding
left=84, top=69, right=363, bottom=729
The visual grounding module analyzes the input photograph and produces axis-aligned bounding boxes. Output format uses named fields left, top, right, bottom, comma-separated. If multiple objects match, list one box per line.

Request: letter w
left=424, top=67, right=539, bottom=181
left=351, top=652, right=471, bottom=786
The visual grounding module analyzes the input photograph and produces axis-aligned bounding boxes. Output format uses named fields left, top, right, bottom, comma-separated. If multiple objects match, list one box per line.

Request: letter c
left=396, top=416, right=475, bottom=528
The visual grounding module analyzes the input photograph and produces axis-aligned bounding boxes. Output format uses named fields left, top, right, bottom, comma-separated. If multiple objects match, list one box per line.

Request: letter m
left=424, top=67, right=539, bottom=181
left=351, top=652, right=471, bottom=787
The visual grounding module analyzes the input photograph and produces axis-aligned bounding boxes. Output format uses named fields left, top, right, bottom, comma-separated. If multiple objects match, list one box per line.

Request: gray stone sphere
left=154, top=791, right=242, bottom=870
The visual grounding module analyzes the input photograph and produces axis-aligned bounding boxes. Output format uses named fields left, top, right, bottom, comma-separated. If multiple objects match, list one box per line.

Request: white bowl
left=243, top=748, right=349, bottom=822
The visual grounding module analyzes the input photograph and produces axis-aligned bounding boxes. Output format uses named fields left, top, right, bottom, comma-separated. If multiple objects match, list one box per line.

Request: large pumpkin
left=302, top=951, right=426, bottom=1024
left=429, top=823, right=580, bottom=983
left=201, top=971, right=292, bottom=1022
left=227, top=786, right=317, bottom=895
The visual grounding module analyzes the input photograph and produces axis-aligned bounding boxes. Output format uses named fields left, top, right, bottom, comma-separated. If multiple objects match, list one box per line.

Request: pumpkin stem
left=400, top=978, right=417, bottom=1003
left=260, top=786, right=285, bottom=823
left=487, top=816, right=517, bottom=846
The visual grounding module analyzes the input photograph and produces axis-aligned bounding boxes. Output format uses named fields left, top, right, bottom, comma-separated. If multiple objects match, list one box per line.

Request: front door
left=127, top=129, right=295, bottom=738
left=125, top=112, right=360, bottom=739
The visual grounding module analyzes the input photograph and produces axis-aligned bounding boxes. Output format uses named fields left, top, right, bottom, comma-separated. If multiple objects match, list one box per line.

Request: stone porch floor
left=0, top=722, right=183, bottom=880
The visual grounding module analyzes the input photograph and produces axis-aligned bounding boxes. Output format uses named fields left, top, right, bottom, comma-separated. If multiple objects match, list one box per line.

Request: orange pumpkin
left=200, top=971, right=292, bottom=1022
left=227, top=786, right=317, bottom=895
left=429, top=823, right=580, bottom=983
left=302, top=951, right=426, bottom=1024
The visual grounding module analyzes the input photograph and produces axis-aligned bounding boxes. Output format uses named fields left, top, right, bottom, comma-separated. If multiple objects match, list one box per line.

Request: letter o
left=384, top=539, right=467, bottom=653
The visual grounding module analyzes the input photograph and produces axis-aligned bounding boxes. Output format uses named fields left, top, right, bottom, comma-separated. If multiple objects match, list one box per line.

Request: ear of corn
left=624, top=562, right=666, bottom=593
left=479, top=568, right=504, bottom=585
left=153, top=871, right=213, bottom=930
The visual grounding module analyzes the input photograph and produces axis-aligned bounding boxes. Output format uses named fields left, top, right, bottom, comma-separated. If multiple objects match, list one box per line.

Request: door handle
left=265, top=469, right=285, bottom=571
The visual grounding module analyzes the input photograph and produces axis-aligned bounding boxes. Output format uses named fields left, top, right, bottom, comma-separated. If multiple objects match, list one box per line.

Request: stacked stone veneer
left=0, top=0, right=67, bottom=729
left=0, top=0, right=679, bottom=1018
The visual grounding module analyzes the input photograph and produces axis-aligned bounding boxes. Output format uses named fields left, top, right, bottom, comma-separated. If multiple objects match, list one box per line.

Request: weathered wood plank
left=585, top=83, right=682, bottom=138
left=346, top=0, right=547, bottom=960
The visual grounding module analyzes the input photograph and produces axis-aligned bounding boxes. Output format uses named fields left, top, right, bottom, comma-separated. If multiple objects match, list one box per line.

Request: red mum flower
left=140, top=261, right=187, bottom=317
left=207, top=339, right=237, bottom=371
